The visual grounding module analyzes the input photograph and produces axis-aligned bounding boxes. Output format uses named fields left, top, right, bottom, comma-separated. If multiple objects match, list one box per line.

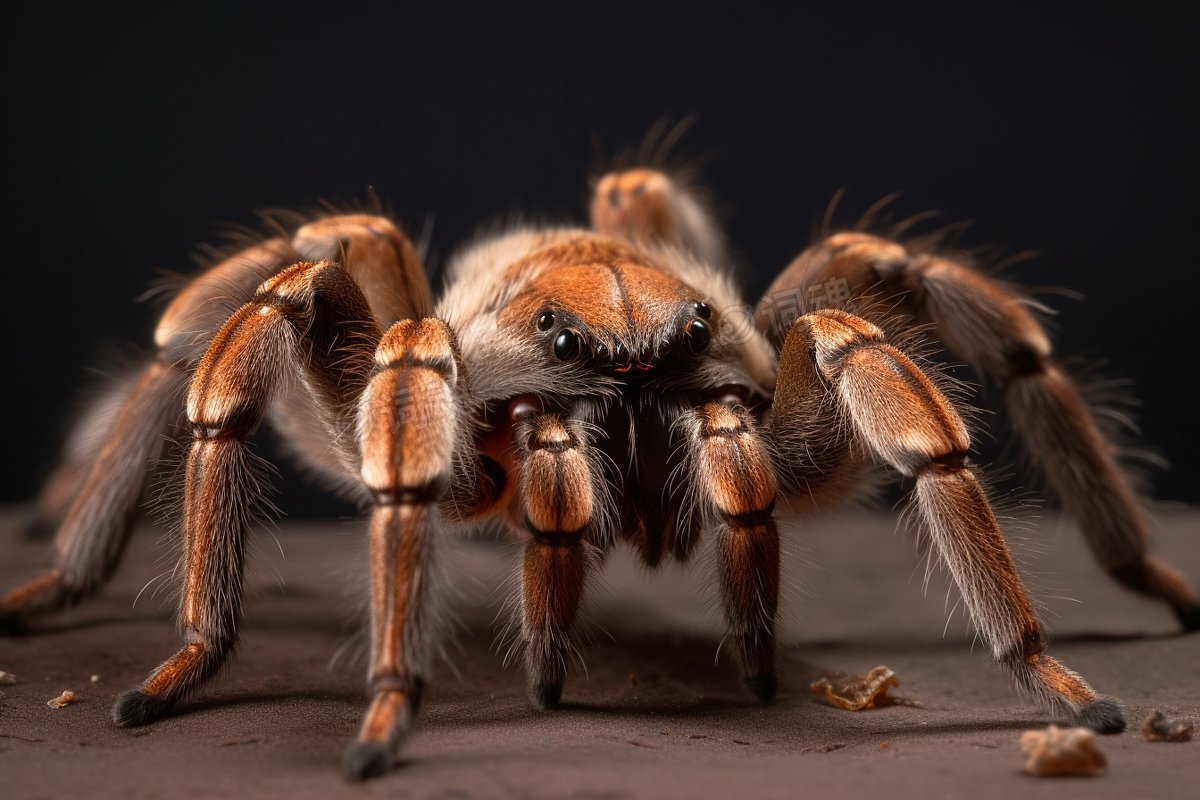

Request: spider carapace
left=3, top=162, right=1196, bottom=780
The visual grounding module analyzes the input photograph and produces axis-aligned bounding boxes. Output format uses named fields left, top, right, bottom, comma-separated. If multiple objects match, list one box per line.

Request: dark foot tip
left=0, top=613, right=28, bottom=636
left=112, top=688, right=173, bottom=727
left=744, top=672, right=778, bottom=703
left=530, top=681, right=563, bottom=709
left=1079, top=695, right=1126, bottom=734
left=343, top=741, right=392, bottom=780
left=1174, top=603, right=1200, bottom=632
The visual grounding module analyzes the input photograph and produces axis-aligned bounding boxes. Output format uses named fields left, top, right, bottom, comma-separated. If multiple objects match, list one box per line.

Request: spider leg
left=0, top=361, right=184, bottom=628
left=679, top=403, right=780, bottom=700
left=769, top=310, right=1124, bottom=731
left=900, top=250, right=1198, bottom=629
left=762, top=233, right=1199, bottom=630
left=0, top=240, right=296, bottom=631
left=22, top=369, right=142, bottom=539
left=343, top=319, right=465, bottom=780
left=589, top=168, right=725, bottom=265
left=511, top=411, right=608, bottom=709
left=4, top=215, right=428, bottom=631
left=112, top=259, right=380, bottom=726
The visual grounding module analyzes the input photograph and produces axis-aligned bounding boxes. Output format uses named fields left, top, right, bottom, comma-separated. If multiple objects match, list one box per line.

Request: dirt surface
left=2, top=509, right=1197, bottom=799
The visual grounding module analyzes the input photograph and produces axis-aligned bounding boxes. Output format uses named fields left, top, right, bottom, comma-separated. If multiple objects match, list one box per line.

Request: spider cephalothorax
left=2, top=162, right=1196, bottom=780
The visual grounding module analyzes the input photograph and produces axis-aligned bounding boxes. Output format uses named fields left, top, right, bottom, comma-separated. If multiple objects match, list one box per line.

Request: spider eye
left=536, top=311, right=556, bottom=331
left=685, top=318, right=710, bottom=354
left=691, top=300, right=711, bottom=319
left=553, top=329, right=584, bottom=361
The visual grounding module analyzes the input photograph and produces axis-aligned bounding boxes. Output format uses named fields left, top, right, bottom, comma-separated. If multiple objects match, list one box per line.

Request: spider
left=2, top=162, right=1196, bottom=781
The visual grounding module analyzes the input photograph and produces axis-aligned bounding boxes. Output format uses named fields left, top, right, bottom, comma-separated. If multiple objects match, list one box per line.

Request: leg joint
left=1000, top=626, right=1046, bottom=665
left=719, top=499, right=778, bottom=528
left=528, top=526, right=588, bottom=547
left=368, top=674, right=425, bottom=701
left=371, top=478, right=448, bottom=506
left=922, top=451, right=970, bottom=474
left=1001, top=344, right=1050, bottom=381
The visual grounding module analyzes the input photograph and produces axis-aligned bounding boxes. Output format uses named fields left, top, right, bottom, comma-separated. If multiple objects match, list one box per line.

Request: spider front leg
left=679, top=403, right=780, bottom=701
left=344, top=319, right=465, bottom=779
left=113, top=259, right=379, bottom=726
left=769, top=310, right=1124, bottom=731
left=510, top=411, right=607, bottom=709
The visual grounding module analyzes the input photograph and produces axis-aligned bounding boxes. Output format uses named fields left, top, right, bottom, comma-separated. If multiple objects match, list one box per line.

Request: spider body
left=2, top=166, right=1196, bottom=780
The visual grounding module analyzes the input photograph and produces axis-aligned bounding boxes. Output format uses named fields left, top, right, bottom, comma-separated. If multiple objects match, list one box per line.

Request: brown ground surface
left=1, top=509, right=1197, bottom=799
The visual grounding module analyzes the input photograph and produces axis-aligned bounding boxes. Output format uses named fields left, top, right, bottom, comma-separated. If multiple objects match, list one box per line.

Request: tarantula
left=2, top=163, right=1197, bottom=780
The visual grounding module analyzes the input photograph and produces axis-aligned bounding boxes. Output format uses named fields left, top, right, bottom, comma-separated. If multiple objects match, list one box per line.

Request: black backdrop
left=5, top=3, right=1197, bottom=516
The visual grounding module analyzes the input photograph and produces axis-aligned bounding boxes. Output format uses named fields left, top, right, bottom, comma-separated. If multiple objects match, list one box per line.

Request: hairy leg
left=761, top=232, right=1198, bottom=630
left=344, top=319, right=463, bottom=779
left=511, top=411, right=607, bottom=709
left=23, top=369, right=141, bottom=538
left=679, top=402, right=781, bottom=701
left=113, top=260, right=380, bottom=725
left=1, top=360, right=184, bottom=627
left=771, top=310, right=1124, bottom=730
left=894, top=242, right=1199, bottom=629
left=5, top=214, right=430, bottom=630
left=0, top=240, right=296, bottom=629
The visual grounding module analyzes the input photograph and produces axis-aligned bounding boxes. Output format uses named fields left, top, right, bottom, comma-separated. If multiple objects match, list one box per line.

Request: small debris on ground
left=90, top=674, right=100, bottom=684
left=1020, top=725, right=1106, bottom=777
left=810, top=666, right=920, bottom=711
left=47, top=690, right=76, bottom=709
left=0, top=671, right=17, bottom=685
left=1140, top=711, right=1194, bottom=742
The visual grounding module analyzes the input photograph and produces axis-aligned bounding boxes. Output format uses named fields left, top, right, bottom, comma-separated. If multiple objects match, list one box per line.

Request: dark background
left=4, top=3, right=1196, bottom=516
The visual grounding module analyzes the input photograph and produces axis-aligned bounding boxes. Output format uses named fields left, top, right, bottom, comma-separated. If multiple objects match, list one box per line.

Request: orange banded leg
left=886, top=248, right=1200, bottom=630
left=3, top=238, right=298, bottom=627
left=1, top=359, right=184, bottom=630
left=513, top=412, right=603, bottom=709
left=344, top=318, right=462, bottom=779
left=768, top=231, right=1199, bottom=630
left=681, top=403, right=780, bottom=700
left=1008, top=366, right=1198, bottom=628
left=291, top=214, right=433, bottom=328
left=113, top=260, right=380, bottom=726
left=773, top=310, right=1124, bottom=731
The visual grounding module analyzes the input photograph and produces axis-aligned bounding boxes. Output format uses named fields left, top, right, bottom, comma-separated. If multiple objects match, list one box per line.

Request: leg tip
left=0, top=611, right=27, bottom=636
left=112, top=688, right=174, bottom=727
left=343, top=741, right=392, bottom=780
left=1174, top=602, right=1200, bottom=633
left=529, top=681, right=563, bottom=709
left=1079, top=695, right=1126, bottom=734
left=744, top=672, right=778, bottom=703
